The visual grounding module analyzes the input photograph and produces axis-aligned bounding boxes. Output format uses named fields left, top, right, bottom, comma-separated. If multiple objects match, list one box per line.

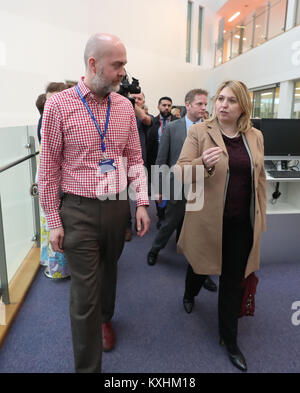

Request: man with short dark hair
left=147, top=96, right=174, bottom=170
left=147, top=96, right=177, bottom=227
left=146, top=89, right=217, bottom=296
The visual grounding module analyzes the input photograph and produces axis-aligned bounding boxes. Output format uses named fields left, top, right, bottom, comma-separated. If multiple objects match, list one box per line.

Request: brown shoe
left=102, top=322, right=115, bottom=352
left=125, top=228, right=132, bottom=242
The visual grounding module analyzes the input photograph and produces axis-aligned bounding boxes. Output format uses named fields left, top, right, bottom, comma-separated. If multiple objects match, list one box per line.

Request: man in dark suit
left=147, top=97, right=177, bottom=228
left=147, top=89, right=217, bottom=297
left=124, top=91, right=153, bottom=242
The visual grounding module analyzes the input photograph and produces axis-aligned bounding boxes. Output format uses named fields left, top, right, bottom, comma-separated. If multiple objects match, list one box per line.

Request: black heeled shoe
left=220, top=338, right=247, bottom=372
left=203, top=276, right=218, bottom=292
left=183, top=297, right=194, bottom=313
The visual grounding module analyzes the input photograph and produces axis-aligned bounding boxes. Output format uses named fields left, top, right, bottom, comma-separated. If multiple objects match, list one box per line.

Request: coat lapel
left=206, top=120, right=228, bottom=157
left=244, top=128, right=258, bottom=166
left=206, top=120, right=258, bottom=162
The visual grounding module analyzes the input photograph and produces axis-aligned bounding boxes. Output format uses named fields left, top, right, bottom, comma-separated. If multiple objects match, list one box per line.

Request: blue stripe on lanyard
left=76, top=84, right=111, bottom=152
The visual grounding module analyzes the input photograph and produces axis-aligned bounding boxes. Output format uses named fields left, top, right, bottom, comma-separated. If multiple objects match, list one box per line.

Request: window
left=197, top=7, right=203, bottom=65
left=186, top=1, right=193, bottom=63
left=252, top=86, right=280, bottom=118
left=296, top=0, right=300, bottom=26
left=292, top=81, right=300, bottom=119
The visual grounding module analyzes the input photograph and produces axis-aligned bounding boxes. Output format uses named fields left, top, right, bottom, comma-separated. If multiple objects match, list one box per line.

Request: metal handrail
left=0, top=152, right=39, bottom=174
left=0, top=136, right=40, bottom=305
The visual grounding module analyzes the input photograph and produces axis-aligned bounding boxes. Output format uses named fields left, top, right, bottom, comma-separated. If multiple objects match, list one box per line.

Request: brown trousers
left=60, top=193, right=129, bottom=373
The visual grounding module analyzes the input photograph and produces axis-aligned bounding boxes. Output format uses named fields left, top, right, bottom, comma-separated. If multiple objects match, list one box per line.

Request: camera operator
left=130, top=91, right=152, bottom=164
left=131, top=92, right=152, bottom=124
left=118, top=76, right=152, bottom=241
left=118, top=75, right=152, bottom=165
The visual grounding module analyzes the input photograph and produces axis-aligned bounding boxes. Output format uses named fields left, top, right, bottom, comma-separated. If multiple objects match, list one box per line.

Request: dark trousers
left=184, top=218, right=253, bottom=345
left=151, top=199, right=186, bottom=253
left=60, top=194, right=129, bottom=373
left=155, top=201, right=166, bottom=223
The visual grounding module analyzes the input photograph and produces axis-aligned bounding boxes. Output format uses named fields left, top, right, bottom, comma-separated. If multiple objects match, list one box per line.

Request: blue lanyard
left=76, top=84, right=111, bottom=152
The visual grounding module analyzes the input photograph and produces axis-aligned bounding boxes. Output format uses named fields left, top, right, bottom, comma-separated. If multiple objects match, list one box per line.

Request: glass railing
left=215, top=0, right=288, bottom=66
left=0, top=126, right=39, bottom=304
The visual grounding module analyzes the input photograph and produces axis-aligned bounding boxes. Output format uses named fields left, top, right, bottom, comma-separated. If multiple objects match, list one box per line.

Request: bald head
left=83, top=33, right=127, bottom=99
left=84, top=33, right=125, bottom=68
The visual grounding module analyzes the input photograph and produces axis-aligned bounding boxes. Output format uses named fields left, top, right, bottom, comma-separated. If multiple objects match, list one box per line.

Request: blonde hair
left=207, top=80, right=252, bottom=133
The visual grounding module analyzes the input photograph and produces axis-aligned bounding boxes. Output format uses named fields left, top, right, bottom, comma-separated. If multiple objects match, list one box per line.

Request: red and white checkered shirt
left=39, top=78, right=149, bottom=229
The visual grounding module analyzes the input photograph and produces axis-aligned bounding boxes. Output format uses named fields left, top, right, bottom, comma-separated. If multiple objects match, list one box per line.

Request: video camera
left=118, top=73, right=141, bottom=107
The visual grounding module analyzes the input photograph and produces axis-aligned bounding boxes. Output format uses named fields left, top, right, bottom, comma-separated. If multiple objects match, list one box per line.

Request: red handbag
left=239, top=272, right=259, bottom=318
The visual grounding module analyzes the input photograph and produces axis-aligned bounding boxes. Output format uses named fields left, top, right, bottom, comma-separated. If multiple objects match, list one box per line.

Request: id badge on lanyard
left=76, top=85, right=116, bottom=174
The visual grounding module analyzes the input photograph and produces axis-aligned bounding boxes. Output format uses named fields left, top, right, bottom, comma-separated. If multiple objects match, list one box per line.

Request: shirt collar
left=78, top=77, right=90, bottom=98
left=185, top=115, right=202, bottom=131
left=77, top=77, right=110, bottom=104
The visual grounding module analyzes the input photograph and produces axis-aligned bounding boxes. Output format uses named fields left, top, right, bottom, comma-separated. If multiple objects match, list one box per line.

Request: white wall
left=0, top=0, right=218, bottom=127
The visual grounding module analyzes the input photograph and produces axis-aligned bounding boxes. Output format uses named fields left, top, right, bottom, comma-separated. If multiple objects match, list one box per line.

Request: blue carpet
left=0, top=201, right=299, bottom=373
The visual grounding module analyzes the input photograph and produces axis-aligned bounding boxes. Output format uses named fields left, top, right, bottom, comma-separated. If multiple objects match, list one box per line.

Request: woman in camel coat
left=176, top=80, right=266, bottom=372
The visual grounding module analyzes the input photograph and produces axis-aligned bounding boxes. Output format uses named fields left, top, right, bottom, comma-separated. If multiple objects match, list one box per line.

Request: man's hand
left=136, top=206, right=150, bottom=237
left=134, top=105, right=152, bottom=126
left=155, top=194, right=163, bottom=205
left=49, top=227, right=64, bottom=253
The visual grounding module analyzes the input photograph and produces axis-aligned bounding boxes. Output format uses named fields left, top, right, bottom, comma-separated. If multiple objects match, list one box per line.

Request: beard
left=91, top=68, right=121, bottom=97
left=160, top=110, right=171, bottom=118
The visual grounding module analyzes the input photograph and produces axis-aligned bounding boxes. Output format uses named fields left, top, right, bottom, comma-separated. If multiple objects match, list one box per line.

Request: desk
left=261, top=172, right=300, bottom=264
left=266, top=174, right=300, bottom=214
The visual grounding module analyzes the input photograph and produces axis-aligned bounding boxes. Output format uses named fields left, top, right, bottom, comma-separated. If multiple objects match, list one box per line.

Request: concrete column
left=278, top=80, right=294, bottom=118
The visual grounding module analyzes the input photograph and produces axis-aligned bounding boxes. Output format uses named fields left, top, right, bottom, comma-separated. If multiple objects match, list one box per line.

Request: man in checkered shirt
left=39, top=33, right=150, bottom=373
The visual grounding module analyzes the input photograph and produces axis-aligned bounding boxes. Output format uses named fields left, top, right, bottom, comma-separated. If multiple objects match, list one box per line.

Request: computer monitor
left=259, top=118, right=300, bottom=160
left=251, top=118, right=261, bottom=130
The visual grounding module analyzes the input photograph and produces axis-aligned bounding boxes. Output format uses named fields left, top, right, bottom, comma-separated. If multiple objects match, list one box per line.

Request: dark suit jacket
left=154, top=117, right=188, bottom=202
left=146, top=114, right=176, bottom=174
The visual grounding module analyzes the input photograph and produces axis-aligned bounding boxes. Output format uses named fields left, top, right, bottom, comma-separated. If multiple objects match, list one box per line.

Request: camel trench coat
left=176, top=120, right=266, bottom=278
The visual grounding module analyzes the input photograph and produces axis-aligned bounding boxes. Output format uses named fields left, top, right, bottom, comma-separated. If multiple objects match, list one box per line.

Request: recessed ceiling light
left=228, top=12, right=241, bottom=22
